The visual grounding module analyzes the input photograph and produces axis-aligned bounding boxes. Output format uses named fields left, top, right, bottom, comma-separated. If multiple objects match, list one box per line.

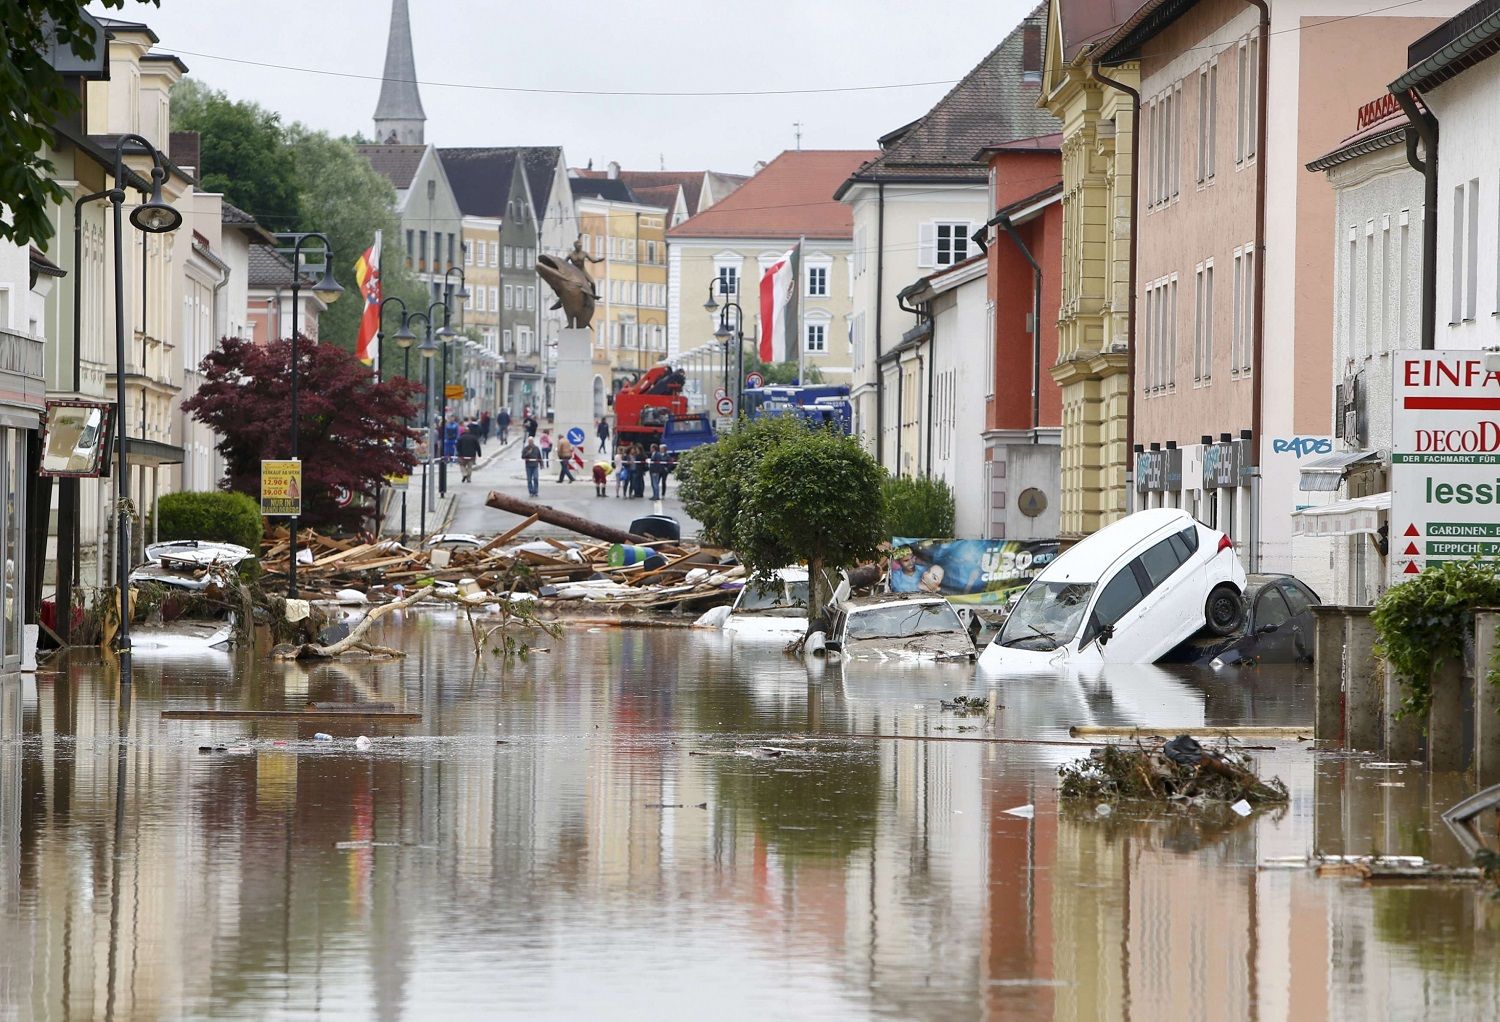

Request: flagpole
left=795, top=235, right=805, bottom=384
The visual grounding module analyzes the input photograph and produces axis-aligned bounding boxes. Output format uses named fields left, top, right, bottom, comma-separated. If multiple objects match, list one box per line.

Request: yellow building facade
left=573, top=193, right=669, bottom=392
left=1041, top=1, right=1138, bottom=543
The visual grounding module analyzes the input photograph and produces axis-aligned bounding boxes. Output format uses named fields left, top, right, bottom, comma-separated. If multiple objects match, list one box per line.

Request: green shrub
left=1371, top=559, right=1500, bottom=718
left=882, top=474, right=955, bottom=540
left=156, top=490, right=263, bottom=551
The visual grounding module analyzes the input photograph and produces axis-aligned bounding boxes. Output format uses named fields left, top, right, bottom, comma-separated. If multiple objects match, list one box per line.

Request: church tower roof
left=373, top=0, right=425, bottom=145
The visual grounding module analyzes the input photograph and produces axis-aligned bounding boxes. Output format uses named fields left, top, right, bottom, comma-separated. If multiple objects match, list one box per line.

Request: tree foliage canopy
left=678, top=416, right=809, bottom=551
left=882, top=474, right=956, bottom=539
left=2, top=1, right=158, bottom=246
left=171, top=78, right=301, bottom=229
left=182, top=337, right=421, bottom=531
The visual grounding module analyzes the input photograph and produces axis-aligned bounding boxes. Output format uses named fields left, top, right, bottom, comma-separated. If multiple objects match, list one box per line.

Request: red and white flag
left=758, top=245, right=798, bottom=362
left=354, top=230, right=382, bottom=369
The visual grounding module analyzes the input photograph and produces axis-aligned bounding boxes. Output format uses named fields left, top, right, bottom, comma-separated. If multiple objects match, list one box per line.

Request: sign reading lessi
left=1390, top=351, right=1500, bottom=581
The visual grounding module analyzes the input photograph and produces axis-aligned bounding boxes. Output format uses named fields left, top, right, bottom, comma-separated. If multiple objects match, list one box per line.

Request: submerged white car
left=723, top=568, right=811, bottom=639
left=825, top=594, right=976, bottom=661
left=978, top=508, right=1247, bottom=672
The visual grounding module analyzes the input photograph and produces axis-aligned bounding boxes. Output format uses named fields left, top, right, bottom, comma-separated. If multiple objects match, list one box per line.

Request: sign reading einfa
left=1390, top=351, right=1500, bottom=582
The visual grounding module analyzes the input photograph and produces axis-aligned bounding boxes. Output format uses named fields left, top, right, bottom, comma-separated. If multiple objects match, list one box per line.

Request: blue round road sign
left=566, top=427, right=586, bottom=446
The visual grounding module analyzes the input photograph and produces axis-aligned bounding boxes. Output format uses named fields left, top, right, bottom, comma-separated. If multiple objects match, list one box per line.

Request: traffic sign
left=260, top=460, right=301, bottom=517
left=566, top=426, right=586, bottom=446
left=716, top=396, right=735, bottom=417
left=444, top=384, right=464, bottom=400
left=745, top=372, right=765, bottom=389
left=714, top=386, right=728, bottom=401
left=1390, top=350, right=1500, bottom=582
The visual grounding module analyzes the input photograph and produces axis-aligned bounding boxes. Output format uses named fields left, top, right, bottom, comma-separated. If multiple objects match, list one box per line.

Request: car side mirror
left=1257, top=623, right=1279, bottom=634
left=1098, top=623, right=1115, bottom=646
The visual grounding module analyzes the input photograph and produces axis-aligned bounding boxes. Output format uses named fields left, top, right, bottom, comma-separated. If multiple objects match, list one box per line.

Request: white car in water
left=978, top=508, right=1247, bottom=673
left=722, top=568, right=810, bottom=640
left=824, top=593, right=976, bottom=661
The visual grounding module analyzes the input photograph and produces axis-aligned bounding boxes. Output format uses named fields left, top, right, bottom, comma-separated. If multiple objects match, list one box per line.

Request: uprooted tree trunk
left=280, top=586, right=428, bottom=659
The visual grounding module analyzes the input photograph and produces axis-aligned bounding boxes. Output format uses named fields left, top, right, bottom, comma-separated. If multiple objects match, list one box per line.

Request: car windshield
left=845, top=601, right=964, bottom=640
left=997, top=581, right=1095, bottom=650
left=736, top=579, right=809, bottom=612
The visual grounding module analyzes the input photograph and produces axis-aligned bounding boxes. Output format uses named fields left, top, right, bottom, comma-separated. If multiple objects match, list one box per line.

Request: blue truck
left=662, top=384, right=854, bottom=454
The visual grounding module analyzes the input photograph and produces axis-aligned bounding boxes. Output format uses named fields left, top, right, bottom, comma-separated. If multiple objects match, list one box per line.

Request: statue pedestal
left=553, top=327, right=596, bottom=458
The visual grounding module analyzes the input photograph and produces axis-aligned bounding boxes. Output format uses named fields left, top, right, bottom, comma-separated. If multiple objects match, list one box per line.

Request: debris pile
left=1058, top=735, right=1289, bottom=809
left=256, top=524, right=744, bottom=613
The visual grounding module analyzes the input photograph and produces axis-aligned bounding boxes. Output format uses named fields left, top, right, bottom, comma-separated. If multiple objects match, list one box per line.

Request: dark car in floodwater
left=1160, top=574, right=1321, bottom=667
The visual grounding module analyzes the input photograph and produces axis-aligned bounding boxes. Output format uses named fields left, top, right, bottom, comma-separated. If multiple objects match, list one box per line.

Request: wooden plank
left=1067, top=725, right=1313, bottom=739
left=480, top=514, right=541, bottom=551
left=311, top=543, right=376, bottom=567
left=163, top=709, right=422, bottom=722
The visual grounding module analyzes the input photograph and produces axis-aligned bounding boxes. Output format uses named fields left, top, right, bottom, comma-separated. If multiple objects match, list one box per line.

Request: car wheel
left=1204, top=584, right=1243, bottom=637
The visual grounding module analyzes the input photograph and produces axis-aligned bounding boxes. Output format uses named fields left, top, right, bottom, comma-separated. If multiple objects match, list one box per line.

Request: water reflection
left=0, top=623, right=1496, bottom=1020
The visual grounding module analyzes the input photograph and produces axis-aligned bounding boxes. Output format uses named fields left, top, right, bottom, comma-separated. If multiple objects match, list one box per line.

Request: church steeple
left=373, top=0, right=425, bottom=145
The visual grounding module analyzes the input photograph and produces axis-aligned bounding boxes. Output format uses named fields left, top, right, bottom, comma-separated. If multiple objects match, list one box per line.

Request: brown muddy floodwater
left=2, top=610, right=1499, bottom=1021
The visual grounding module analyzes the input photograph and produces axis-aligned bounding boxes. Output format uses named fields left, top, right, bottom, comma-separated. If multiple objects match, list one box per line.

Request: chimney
left=170, top=130, right=201, bottom=178
left=607, top=160, right=620, bottom=180
left=752, top=160, right=767, bottom=174
left=1021, top=22, right=1041, bottom=82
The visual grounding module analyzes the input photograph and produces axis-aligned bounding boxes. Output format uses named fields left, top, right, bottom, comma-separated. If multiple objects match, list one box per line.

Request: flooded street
left=3, top=616, right=1499, bottom=1021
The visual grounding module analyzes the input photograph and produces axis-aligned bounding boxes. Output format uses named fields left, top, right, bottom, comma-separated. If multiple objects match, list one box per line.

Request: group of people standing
left=613, top=444, right=675, bottom=500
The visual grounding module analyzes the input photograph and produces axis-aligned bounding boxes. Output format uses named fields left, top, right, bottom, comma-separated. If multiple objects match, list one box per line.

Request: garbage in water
left=939, top=694, right=991, bottom=715
left=313, top=732, right=333, bottom=742
left=1057, top=735, right=1289, bottom=811
left=1230, top=798, right=1252, bottom=817
left=1003, top=804, right=1036, bottom=819
left=354, top=735, right=372, bottom=751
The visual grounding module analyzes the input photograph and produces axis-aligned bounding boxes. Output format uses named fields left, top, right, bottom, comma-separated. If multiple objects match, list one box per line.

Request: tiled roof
left=1055, top=0, right=1141, bottom=63
left=356, top=143, right=427, bottom=190
left=977, top=131, right=1065, bottom=155
left=667, top=150, right=876, bottom=241
left=628, top=184, right=680, bottom=212
left=570, top=177, right=638, bottom=203
left=220, top=201, right=257, bottom=226
left=247, top=244, right=296, bottom=288
left=837, top=5, right=1058, bottom=194
left=437, top=146, right=564, bottom=218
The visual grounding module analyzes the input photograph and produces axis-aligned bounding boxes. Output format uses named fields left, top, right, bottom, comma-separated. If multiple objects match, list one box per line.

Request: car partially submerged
left=979, top=508, right=1247, bottom=672
left=723, top=568, right=810, bottom=640
left=825, top=593, right=975, bottom=661
left=129, top=540, right=255, bottom=591
left=1160, top=574, right=1321, bottom=666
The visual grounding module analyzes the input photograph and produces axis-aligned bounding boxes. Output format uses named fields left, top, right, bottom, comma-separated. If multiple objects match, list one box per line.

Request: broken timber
left=162, top=709, right=421, bottom=722
left=1068, top=725, right=1313, bottom=740
left=486, top=490, right=648, bottom=545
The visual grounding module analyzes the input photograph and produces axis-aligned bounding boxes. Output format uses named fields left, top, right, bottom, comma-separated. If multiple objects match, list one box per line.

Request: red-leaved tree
left=183, top=337, right=422, bottom=532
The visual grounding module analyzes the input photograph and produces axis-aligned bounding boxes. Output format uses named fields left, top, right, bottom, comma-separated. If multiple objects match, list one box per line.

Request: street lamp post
left=375, top=297, right=415, bottom=540
left=436, top=268, right=465, bottom=496
left=704, top=278, right=743, bottom=425
left=274, top=232, right=344, bottom=599
left=413, top=311, right=441, bottom=537
left=105, top=134, right=183, bottom=677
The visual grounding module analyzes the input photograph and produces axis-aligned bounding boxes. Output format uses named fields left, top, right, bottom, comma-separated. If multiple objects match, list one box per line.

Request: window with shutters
left=919, top=222, right=973, bottom=268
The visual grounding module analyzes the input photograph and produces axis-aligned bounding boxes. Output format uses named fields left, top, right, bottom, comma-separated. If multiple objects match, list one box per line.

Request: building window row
left=1452, top=178, right=1480, bottom=324
left=1196, top=60, right=1218, bottom=186
left=804, top=321, right=827, bottom=353
left=1147, top=83, right=1182, bottom=207
left=1236, top=34, right=1260, bottom=165
left=806, top=263, right=829, bottom=297
left=918, top=221, right=976, bottom=269
left=1231, top=243, right=1256, bottom=375
left=1193, top=260, right=1214, bottom=384
left=1142, top=274, right=1178, bottom=394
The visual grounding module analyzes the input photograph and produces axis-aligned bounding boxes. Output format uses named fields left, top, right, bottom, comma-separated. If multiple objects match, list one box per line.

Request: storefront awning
left=124, top=438, right=184, bottom=466
left=1291, top=491, right=1390, bottom=537
left=1298, top=449, right=1382, bottom=491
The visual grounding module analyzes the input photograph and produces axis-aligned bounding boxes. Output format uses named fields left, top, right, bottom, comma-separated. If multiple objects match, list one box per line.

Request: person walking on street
left=524, top=412, right=538, bottom=439
left=648, top=444, right=666, bottom=500
left=455, top=424, right=482, bottom=483
left=443, top=415, right=460, bottom=463
left=479, top=411, right=491, bottom=441
left=596, top=416, right=610, bottom=454
left=521, top=438, right=542, bottom=497
left=497, top=407, right=511, bottom=442
left=556, top=435, right=577, bottom=483
left=538, top=428, right=553, bottom=467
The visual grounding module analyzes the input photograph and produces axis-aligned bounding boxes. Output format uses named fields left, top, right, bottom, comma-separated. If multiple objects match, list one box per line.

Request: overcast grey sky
left=107, top=0, right=1039, bottom=174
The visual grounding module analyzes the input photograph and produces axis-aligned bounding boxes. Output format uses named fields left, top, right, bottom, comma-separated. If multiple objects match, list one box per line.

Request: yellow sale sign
left=261, top=459, right=302, bottom=516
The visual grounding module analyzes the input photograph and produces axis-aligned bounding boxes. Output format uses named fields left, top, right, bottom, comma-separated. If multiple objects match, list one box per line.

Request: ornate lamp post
left=436, top=267, right=465, bottom=496
left=273, top=232, right=344, bottom=598
left=704, top=277, right=743, bottom=425
left=375, top=297, right=415, bottom=540
left=107, top=134, right=182, bottom=676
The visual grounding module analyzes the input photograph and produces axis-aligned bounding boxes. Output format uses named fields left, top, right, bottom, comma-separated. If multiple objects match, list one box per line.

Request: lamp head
left=702, top=295, right=719, bottom=313
left=435, top=323, right=459, bottom=341
left=130, top=168, right=182, bottom=234
left=394, top=322, right=417, bottom=349
left=713, top=322, right=733, bottom=343
left=312, top=264, right=344, bottom=304
left=419, top=335, right=438, bottom=359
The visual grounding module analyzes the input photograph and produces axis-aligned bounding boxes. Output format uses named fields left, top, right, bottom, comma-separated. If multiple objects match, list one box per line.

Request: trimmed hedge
left=156, top=490, right=263, bottom=551
left=882, top=474, right=956, bottom=540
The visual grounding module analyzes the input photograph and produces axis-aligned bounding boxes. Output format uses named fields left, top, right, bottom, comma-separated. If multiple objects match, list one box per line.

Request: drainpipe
left=994, top=213, right=1043, bottom=439
left=1246, top=0, right=1269, bottom=571
left=874, top=183, right=886, bottom=466
left=1091, top=59, right=1141, bottom=500
left=1392, top=89, right=1437, bottom=350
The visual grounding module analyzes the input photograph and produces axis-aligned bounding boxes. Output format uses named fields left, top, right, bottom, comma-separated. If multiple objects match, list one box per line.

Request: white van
left=978, top=508, right=1247, bottom=672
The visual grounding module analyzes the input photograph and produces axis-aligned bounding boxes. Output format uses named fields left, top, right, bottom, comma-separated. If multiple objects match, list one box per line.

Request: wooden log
left=163, top=709, right=421, bottom=722
left=486, top=490, right=649, bottom=544
left=1067, top=725, right=1313, bottom=739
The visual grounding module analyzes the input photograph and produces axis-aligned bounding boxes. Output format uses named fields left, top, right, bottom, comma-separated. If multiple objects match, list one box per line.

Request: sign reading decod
left=1390, top=351, right=1500, bottom=582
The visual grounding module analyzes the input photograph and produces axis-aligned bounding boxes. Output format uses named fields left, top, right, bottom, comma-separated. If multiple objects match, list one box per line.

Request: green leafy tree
left=157, top=491, right=263, bottom=550
left=882, top=474, right=956, bottom=539
left=170, top=79, right=301, bottom=229
left=2, top=1, right=158, bottom=246
left=748, top=428, right=886, bottom=618
left=678, top=415, right=809, bottom=549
